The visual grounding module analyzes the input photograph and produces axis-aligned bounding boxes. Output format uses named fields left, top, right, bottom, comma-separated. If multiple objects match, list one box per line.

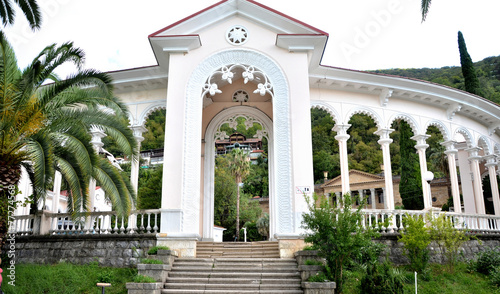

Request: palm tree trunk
left=236, top=184, right=240, bottom=241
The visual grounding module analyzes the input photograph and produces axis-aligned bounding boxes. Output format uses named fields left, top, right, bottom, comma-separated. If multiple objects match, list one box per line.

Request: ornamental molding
left=185, top=49, right=293, bottom=235
left=226, top=25, right=249, bottom=46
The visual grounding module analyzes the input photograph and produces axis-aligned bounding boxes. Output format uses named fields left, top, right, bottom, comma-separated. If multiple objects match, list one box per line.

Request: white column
left=381, top=187, right=387, bottom=209
left=358, top=189, right=364, bottom=206
left=370, top=188, right=376, bottom=209
left=441, top=140, right=462, bottom=213
left=87, top=128, right=107, bottom=232
left=485, top=155, right=500, bottom=216
left=375, top=128, right=395, bottom=210
left=333, top=124, right=351, bottom=195
left=335, top=192, right=341, bottom=207
left=466, top=147, right=485, bottom=214
left=90, top=128, right=107, bottom=212
left=130, top=125, right=147, bottom=193
left=52, top=171, right=62, bottom=213
left=411, top=134, right=432, bottom=210
left=456, top=144, right=475, bottom=214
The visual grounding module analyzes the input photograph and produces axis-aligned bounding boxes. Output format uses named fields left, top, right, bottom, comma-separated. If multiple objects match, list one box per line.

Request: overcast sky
left=3, top=0, right=500, bottom=77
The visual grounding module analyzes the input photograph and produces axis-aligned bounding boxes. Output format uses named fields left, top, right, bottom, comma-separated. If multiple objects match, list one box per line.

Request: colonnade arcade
left=311, top=101, right=500, bottom=217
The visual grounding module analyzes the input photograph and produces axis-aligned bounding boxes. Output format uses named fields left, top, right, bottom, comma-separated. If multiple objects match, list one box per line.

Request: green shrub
left=96, top=270, right=114, bottom=283
left=302, top=245, right=316, bottom=251
left=301, top=193, right=379, bottom=294
left=133, top=275, right=157, bottom=283
left=140, top=258, right=163, bottom=264
left=359, top=261, right=405, bottom=294
left=308, top=272, right=330, bottom=282
left=489, top=266, right=500, bottom=286
left=349, top=241, right=386, bottom=268
left=147, top=245, right=170, bottom=255
left=304, top=259, right=323, bottom=266
left=429, top=213, right=476, bottom=272
left=474, top=247, right=500, bottom=275
left=398, top=214, right=431, bottom=272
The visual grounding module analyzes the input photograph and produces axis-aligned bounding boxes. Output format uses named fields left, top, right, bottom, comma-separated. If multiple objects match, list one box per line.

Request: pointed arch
left=424, top=120, right=450, bottom=141
left=454, top=127, right=474, bottom=147
left=345, top=106, right=382, bottom=129
left=138, top=102, right=167, bottom=126
left=310, top=101, right=340, bottom=125
left=478, top=136, right=492, bottom=155
left=388, top=113, right=420, bottom=135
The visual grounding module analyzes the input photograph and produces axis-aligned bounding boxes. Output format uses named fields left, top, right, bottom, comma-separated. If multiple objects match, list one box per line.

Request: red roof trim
left=149, top=34, right=200, bottom=39
left=247, top=0, right=328, bottom=36
left=276, top=33, right=327, bottom=37
left=149, top=0, right=229, bottom=37
left=148, top=0, right=328, bottom=38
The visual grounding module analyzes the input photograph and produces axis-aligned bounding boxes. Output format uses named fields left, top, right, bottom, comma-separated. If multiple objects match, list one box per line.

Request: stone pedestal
left=126, top=282, right=163, bottom=294
left=137, top=264, right=171, bottom=283
left=302, top=282, right=336, bottom=294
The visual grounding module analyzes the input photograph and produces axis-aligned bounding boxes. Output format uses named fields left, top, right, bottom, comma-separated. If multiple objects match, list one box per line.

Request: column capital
left=466, top=146, right=482, bottom=161
left=131, top=125, right=148, bottom=143
left=484, top=154, right=498, bottom=167
left=332, top=123, right=351, bottom=134
left=411, top=134, right=430, bottom=147
left=90, top=127, right=107, bottom=149
left=375, top=128, right=394, bottom=145
left=333, top=123, right=351, bottom=141
left=441, top=140, right=458, bottom=153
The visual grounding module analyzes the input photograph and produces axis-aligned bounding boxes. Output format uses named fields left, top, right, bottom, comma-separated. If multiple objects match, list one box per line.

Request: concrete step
left=164, top=255, right=303, bottom=294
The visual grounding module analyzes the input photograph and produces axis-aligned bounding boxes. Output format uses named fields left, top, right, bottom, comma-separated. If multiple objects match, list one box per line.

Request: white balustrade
left=8, top=209, right=161, bottom=235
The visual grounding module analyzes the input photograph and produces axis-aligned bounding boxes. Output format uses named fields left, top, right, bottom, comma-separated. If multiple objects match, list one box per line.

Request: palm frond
left=56, top=156, right=87, bottom=216
left=25, top=132, right=54, bottom=198
left=421, top=0, right=432, bottom=22
left=93, top=158, right=134, bottom=216
left=14, top=0, right=42, bottom=30
left=0, top=0, right=15, bottom=26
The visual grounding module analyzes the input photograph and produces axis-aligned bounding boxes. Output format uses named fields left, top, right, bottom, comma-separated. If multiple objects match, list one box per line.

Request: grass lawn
left=1, top=262, right=137, bottom=294
left=343, top=262, right=500, bottom=294
left=1, top=261, right=499, bottom=293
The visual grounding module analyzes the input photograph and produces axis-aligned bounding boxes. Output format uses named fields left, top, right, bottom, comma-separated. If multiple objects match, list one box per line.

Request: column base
left=274, top=234, right=306, bottom=258
left=156, top=233, right=200, bottom=258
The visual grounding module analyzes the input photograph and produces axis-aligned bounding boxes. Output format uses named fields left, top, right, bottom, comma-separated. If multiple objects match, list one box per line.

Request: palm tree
left=0, top=31, right=138, bottom=218
left=0, top=0, right=42, bottom=30
left=227, top=147, right=251, bottom=240
left=421, top=0, right=432, bottom=21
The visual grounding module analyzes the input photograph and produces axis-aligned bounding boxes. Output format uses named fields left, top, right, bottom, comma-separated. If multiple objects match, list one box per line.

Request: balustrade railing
left=359, top=209, right=500, bottom=234
left=8, top=208, right=500, bottom=236
left=8, top=209, right=161, bottom=236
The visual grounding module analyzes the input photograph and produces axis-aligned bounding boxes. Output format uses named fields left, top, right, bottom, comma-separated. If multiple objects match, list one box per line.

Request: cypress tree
left=458, top=31, right=482, bottom=96
left=399, top=121, right=424, bottom=210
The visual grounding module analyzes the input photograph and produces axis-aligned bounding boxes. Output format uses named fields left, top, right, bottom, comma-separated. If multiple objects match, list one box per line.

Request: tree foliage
left=141, top=108, right=166, bottom=151
left=301, top=193, right=379, bottom=294
left=458, top=31, right=482, bottom=96
left=399, top=120, right=423, bottom=210
left=214, top=155, right=262, bottom=241
left=0, top=0, right=42, bottom=30
left=0, top=32, right=137, bottom=219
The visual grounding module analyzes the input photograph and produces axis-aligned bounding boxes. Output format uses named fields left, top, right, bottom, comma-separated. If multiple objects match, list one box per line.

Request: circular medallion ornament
left=232, top=90, right=249, bottom=102
left=226, top=25, right=248, bottom=45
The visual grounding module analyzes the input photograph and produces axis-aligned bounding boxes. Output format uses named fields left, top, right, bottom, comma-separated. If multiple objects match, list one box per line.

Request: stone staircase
left=162, top=257, right=303, bottom=293
left=196, top=241, right=280, bottom=258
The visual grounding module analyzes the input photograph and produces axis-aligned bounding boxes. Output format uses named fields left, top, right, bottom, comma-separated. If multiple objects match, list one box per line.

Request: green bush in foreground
left=147, top=245, right=170, bottom=255
left=1, top=262, right=137, bottom=294
left=132, top=275, right=156, bottom=283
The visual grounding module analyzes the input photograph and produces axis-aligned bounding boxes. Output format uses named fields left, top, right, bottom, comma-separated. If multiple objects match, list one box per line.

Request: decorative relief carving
left=226, top=25, right=248, bottom=45
left=213, top=114, right=269, bottom=140
left=186, top=49, right=293, bottom=235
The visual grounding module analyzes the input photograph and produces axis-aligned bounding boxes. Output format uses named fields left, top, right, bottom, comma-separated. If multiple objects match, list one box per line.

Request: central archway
left=203, top=106, right=274, bottom=240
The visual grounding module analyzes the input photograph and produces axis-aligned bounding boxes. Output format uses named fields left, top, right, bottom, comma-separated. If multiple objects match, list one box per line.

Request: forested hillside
left=370, top=55, right=500, bottom=104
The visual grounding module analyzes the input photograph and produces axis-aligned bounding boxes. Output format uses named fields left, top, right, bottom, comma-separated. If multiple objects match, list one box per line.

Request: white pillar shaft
left=52, top=171, right=62, bottom=213
left=338, top=138, right=350, bottom=195
left=416, top=147, right=432, bottom=209
left=487, top=165, right=500, bottom=216
left=446, top=152, right=462, bottom=213
left=470, top=158, right=485, bottom=214
left=381, top=188, right=387, bottom=209
left=380, top=142, right=394, bottom=210
left=130, top=140, right=142, bottom=194
left=370, top=188, right=376, bottom=209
